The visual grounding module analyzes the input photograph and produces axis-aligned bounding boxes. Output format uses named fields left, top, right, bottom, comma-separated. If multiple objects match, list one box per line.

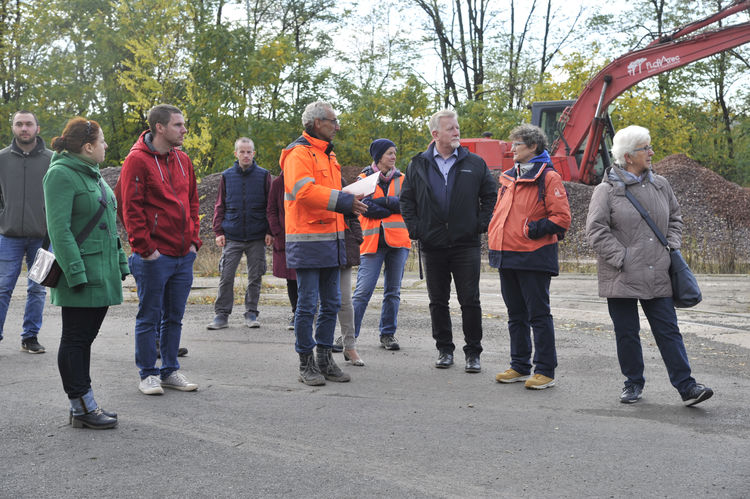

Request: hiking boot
left=206, top=315, right=229, bottom=330
left=380, top=334, right=400, bottom=350
left=620, top=385, right=643, bottom=404
left=139, top=375, right=164, bottom=395
left=21, top=336, right=45, bottom=354
left=332, top=336, right=343, bottom=353
left=245, top=313, right=260, bottom=328
left=495, top=368, right=529, bottom=383
left=316, top=346, right=350, bottom=382
left=161, top=371, right=198, bottom=391
left=682, top=383, right=713, bottom=407
left=298, top=352, right=325, bottom=386
left=524, top=373, right=556, bottom=390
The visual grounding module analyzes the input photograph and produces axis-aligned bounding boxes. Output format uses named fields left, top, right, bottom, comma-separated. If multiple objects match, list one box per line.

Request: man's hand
left=143, top=249, right=161, bottom=261
left=265, top=234, right=273, bottom=246
left=215, top=235, right=226, bottom=247
left=351, top=194, right=367, bottom=216
left=189, top=244, right=198, bottom=253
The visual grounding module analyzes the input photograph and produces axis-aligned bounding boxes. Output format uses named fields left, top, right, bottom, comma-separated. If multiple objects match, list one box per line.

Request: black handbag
left=624, top=189, right=702, bottom=308
left=29, top=182, right=109, bottom=288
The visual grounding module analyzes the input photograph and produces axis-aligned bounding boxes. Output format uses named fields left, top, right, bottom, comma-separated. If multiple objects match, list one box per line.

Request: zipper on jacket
left=135, top=175, right=140, bottom=195
left=152, top=213, right=158, bottom=234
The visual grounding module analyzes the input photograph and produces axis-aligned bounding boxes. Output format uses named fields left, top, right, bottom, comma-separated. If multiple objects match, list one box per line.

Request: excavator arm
left=554, top=0, right=750, bottom=184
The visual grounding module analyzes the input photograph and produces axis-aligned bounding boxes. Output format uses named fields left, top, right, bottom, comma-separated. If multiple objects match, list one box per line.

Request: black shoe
left=380, top=335, right=400, bottom=350
left=465, top=354, right=481, bottom=373
left=332, top=336, right=343, bottom=353
left=21, top=336, right=45, bottom=354
left=71, top=408, right=118, bottom=429
left=620, top=385, right=643, bottom=404
left=682, top=383, right=713, bottom=407
left=69, top=408, right=117, bottom=424
left=178, top=347, right=188, bottom=357
left=435, top=352, right=454, bottom=369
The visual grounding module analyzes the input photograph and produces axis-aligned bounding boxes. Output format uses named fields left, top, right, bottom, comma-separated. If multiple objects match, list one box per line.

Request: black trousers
left=422, top=245, right=483, bottom=356
left=286, top=279, right=298, bottom=312
left=58, top=306, right=108, bottom=399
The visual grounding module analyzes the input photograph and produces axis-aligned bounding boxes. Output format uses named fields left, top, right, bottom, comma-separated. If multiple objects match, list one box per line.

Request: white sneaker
left=161, top=371, right=198, bottom=392
left=139, top=375, right=164, bottom=395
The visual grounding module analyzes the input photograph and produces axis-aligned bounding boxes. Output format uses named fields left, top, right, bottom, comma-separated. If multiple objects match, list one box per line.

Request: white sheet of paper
left=342, top=171, right=378, bottom=197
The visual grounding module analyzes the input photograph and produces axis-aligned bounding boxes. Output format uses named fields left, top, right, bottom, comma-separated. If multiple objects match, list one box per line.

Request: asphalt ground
left=1, top=272, right=749, bottom=498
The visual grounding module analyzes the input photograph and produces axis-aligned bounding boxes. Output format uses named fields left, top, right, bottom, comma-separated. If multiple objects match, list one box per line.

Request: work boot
left=316, top=346, right=351, bottom=382
left=298, top=352, right=325, bottom=386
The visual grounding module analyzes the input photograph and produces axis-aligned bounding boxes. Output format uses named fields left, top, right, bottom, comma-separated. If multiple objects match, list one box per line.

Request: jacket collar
left=302, top=131, right=335, bottom=155
left=501, top=150, right=552, bottom=181
left=51, top=151, right=101, bottom=179
left=234, top=159, right=257, bottom=175
left=420, top=142, right=469, bottom=164
left=10, top=136, right=47, bottom=157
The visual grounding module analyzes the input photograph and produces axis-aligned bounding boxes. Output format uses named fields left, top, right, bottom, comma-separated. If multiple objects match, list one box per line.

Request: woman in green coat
left=44, top=117, right=129, bottom=429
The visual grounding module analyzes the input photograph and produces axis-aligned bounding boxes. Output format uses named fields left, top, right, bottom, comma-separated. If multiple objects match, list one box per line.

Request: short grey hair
left=428, top=109, right=458, bottom=133
left=234, top=137, right=254, bottom=151
left=611, top=125, right=650, bottom=165
left=509, top=124, right=547, bottom=155
left=301, top=101, right=334, bottom=132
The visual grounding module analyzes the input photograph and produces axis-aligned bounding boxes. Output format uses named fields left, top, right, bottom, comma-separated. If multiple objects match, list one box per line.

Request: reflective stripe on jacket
left=279, top=132, right=355, bottom=269
left=358, top=171, right=410, bottom=255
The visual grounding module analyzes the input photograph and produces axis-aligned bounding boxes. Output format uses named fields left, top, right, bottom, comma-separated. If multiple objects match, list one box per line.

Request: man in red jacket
left=119, top=104, right=202, bottom=396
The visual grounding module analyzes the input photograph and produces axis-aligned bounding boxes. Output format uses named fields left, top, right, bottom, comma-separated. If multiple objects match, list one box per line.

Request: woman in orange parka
left=487, top=124, right=571, bottom=390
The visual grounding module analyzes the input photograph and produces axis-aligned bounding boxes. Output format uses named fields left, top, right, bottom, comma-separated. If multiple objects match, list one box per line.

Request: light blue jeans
left=0, top=234, right=46, bottom=341
left=352, top=246, right=409, bottom=338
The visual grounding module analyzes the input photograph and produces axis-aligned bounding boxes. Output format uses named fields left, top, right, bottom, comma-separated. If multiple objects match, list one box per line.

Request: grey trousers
left=215, top=238, right=266, bottom=318
left=338, top=266, right=356, bottom=349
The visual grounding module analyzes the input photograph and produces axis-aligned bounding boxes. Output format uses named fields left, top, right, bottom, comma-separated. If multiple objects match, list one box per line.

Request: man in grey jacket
left=0, top=111, right=52, bottom=353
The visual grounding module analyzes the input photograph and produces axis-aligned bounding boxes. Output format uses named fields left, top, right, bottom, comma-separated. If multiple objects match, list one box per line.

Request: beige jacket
left=585, top=165, right=682, bottom=299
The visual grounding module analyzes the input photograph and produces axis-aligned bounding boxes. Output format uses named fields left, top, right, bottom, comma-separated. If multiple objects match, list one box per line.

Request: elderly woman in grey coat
left=585, top=125, right=712, bottom=407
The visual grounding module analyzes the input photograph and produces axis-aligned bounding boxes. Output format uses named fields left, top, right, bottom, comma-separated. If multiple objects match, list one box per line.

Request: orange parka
left=487, top=152, right=571, bottom=275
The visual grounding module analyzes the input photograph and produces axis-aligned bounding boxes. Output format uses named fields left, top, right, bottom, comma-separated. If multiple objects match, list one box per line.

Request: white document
left=342, top=171, right=379, bottom=197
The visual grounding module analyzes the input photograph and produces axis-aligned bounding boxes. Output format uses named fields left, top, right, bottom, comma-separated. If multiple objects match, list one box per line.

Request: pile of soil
left=101, top=154, right=750, bottom=264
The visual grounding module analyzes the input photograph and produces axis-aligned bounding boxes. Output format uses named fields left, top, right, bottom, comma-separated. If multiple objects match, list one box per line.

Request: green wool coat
left=43, top=151, right=129, bottom=307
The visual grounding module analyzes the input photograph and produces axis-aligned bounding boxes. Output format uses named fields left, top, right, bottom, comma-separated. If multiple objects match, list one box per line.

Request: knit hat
left=369, top=138, right=397, bottom=165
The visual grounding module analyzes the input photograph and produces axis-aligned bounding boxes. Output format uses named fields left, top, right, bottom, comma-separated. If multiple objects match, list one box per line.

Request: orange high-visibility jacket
left=357, top=168, right=411, bottom=255
left=279, top=132, right=355, bottom=269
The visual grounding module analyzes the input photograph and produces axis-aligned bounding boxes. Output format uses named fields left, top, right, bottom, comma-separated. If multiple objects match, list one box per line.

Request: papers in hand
left=342, top=171, right=378, bottom=197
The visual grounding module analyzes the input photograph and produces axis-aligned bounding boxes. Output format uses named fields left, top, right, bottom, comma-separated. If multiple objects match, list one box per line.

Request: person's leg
left=518, top=271, right=556, bottom=378
left=159, top=252, right=196, bottom=379
left=294, top=268, right=320, bottom=354
left=641, top=297, right=696, bottom=395
left=500, top=268, right=532, bottom=375
left=244, top=239, right=266, bottom=319
left=351, top=251, right=385, bottom=338
left=214, top=239, right=243, bottom=319
left=314, top=267, right=341, bottom=348
left=607, top=298, right=646, bottom=389
left=338, top=267, right=356, bottom=350
left=22, top=237, right=46, bottom=339
left=451, top=246, right=483, bottom=356
left=287, top=279, right=298, bottom=313
left=422, top=249, right=454, bottom=354
left=379, top=247, right=409, bottom=336
left=0, top=234, right=25, bottom=342
left=58, top=306, right=108, bottom=413
left=129, top=253, right=173, bottom=379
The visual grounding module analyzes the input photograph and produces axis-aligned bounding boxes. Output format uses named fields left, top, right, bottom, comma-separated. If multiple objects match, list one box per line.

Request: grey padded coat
left=585, top=165, right=682, bottom=299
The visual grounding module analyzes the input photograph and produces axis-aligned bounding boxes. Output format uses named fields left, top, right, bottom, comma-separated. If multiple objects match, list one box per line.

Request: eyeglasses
left=320, top=117, right=339, bottom=125
left=633, top=145, right=653, bottom=152
left=511, top=141, right=525, bottom=148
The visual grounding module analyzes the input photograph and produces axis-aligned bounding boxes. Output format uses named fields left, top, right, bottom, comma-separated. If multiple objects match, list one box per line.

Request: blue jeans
left=499, top=268, right=557, bottom=378
left=294, top=267, right=340, bottom=354
left=0, top=234, right=46, bottom=341
left=352, top=246, right=409, bottom=338
left=607, top=297, right=695, bottom=396
left=129, top=252, right=196, bottom=379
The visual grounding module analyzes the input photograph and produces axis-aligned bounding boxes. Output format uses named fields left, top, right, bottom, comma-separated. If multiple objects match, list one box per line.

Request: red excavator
left=461, top=0, right=750, bottom=184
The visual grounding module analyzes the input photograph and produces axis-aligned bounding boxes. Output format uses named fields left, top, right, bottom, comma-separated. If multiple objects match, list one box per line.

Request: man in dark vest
left=207, top=137, right=272, bottom=330
left=0, top=110, right=52, bottom=354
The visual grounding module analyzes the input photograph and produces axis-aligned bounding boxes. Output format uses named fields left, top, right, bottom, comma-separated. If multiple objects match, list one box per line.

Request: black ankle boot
left=316, top=346, right=351, bottom=382
left=71, top=397, right=117, bottom=429
left=69, top=408, right=117, bottom=424
left=298, top=352, right=325, bottom=386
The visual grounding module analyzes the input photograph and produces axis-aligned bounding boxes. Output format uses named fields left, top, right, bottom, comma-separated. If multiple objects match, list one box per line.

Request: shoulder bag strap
left=73, top=181, right=109, bottom=246
left=623, top=188, right=670, bottom=249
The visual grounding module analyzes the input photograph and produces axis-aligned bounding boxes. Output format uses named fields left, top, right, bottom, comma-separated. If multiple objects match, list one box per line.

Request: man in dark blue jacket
left=207, top=137, right=272, bottom=330
left=400, top=109, right=497, bottom=373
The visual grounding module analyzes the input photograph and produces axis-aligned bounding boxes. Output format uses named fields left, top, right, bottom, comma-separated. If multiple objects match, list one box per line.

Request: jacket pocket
left=79, top=239, right=104, bottom=286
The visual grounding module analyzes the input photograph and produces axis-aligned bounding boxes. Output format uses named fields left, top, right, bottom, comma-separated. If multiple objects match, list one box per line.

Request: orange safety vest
left=359, top=172, right=411, bottom=255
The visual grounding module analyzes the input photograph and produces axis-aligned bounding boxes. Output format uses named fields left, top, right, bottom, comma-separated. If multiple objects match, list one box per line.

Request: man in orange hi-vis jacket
left=280, top=101, right=367, bottom=386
